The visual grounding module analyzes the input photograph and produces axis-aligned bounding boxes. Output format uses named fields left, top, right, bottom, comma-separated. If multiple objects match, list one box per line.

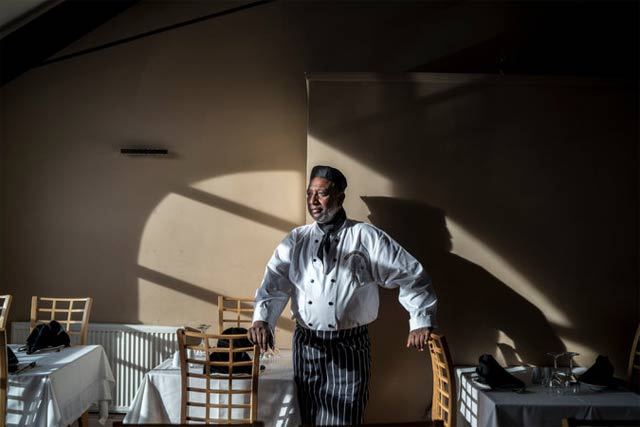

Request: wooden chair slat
left=0, top=295, right=12, bottom=330
left=429, top=333, right=455, bottom=427
left=218, top=296, right=255, bottom=334
left=178, top=328, right=260, bottom=424
left=1, top=326, right=9, bottom=427
left=30, top=296, right=93, bottom=345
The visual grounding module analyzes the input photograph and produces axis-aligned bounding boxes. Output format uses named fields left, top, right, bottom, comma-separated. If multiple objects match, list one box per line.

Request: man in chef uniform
left=248, top=165, right=437, bottom=426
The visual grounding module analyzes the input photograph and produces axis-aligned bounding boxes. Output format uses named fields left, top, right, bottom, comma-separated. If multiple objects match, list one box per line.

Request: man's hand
left=406, top=327, right=433, bottom=352
left=247, top=320, right=273, bottom=352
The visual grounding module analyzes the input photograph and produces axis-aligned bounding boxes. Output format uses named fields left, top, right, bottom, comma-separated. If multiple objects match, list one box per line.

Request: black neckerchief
left=316, top=208, right=346, bottom=263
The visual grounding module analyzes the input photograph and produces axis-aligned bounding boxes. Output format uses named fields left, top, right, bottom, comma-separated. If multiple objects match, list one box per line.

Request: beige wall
left=0, top=1, right=311, bottom=346
left=0, top=0, right=520, bottom=347
left=0, top=1, right=637, bottom=423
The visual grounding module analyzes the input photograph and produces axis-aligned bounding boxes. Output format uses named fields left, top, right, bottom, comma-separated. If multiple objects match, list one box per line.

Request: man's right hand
left=247, top=320, right=273, bottom=352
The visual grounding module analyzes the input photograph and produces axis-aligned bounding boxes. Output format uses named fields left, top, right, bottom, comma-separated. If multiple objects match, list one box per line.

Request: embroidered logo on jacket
left=344, top=251, right=373, bottom=286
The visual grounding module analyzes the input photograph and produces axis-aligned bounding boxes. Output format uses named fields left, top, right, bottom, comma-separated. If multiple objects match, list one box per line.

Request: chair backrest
left=30, top=297, right=93, bottom=345
left=1, top=328, right=8, bottom=427
left=112, top=423, right=265, bottom=427
left=0, top=297, right=11, bottom=427
left=429, top=333, right=455, bottom=427
left=628, top=322, right=640, bottom=392
left=218, top=296, right=254, bottom=333
left=0, top=295, right=12, bottom=331
left=312, top=423, right=444, bottom=427
left=177, top=328, right=260, bottom=424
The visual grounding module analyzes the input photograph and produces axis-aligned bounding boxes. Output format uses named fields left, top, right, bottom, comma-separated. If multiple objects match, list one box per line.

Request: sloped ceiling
left=0, top=0, right=55, bottom=33
left=0, top=0, right=137, bottom=86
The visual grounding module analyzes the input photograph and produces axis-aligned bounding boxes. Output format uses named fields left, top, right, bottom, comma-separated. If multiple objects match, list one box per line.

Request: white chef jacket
left=253, top=219, right=437, bottom=332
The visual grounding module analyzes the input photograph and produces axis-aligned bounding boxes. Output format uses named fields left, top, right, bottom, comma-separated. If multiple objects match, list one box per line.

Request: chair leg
left=78, top=411, right=89, bottom=427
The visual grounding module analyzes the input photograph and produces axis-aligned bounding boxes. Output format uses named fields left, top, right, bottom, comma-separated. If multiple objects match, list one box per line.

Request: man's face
left=306, top=177, right=345, bottom=224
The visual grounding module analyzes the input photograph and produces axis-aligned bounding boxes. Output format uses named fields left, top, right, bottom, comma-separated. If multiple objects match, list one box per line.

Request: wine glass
left=196, top=324, right=211, bottom=334
left=259, top=333, right=280, bottom=371
left=545, top=352, right=565, bottom=394
left=565, top=352, right=580, bottom=393
left=192, top=324, right=211, bottom=366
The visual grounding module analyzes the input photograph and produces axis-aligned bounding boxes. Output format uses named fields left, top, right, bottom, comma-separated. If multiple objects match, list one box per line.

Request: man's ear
left=337, top=192, right=346, bottom=206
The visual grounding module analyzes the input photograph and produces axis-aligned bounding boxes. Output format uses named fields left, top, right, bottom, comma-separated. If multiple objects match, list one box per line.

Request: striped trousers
left=293, top=324, right=371, bottom=426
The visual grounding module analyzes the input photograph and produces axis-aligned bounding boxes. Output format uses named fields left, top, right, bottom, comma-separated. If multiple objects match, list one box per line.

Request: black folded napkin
left=7, top=346, right=19, bottom=373
left=578, top=355, right=615, bottom=386
left=204, top=327, right=253, bottom=375
left=22, top=320, right=71, bottom=354
left=476, top=354, right=526, bottom=390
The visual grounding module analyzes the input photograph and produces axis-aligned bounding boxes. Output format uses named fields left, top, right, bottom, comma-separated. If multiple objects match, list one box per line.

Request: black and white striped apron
left=293, top=323, right=371, bottom=426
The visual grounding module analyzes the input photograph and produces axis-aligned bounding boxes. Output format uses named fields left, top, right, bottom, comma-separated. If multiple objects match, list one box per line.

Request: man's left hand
left=406, top=327, right=433, bottom=352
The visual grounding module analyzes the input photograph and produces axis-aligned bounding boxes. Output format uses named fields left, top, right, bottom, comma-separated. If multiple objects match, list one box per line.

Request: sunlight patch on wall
left=446, top=217, right=572, bottom=329
left=307, top=136, right=393, bottom=222
left=137, top=170, right=305, bottom=325
left=496, top=330, right=524, bottom=366
left=137, top=278, right=210, bottom=325
left=139, top=191, right=281, bottom=283
left=191, top=170, right=304, bottom=225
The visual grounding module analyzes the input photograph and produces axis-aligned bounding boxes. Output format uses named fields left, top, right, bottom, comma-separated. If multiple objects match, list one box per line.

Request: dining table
left=6, top=344, right=115, bottom=427
left=456, top=366, right=640, bottom=427
left=123, top=349, right=300, bottom=426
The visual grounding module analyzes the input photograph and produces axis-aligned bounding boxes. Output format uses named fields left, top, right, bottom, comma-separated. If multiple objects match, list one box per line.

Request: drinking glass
left=258, top=329, right=280, bottom=372
left=545, top=352, right=566, bottom=394
left=565, top=352, right=580, bottom=393
left=190, top=324, right=210, bottom=368
left=260, top=345, right=280, bottom=369
left=531, top=366, right=552, bottom=385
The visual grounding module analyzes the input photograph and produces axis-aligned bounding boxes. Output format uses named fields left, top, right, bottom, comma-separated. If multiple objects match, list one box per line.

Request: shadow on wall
left=306, top=73, right=637, bottom=374
left=137, top=264, right=297, bottom=333
left=363, top=196, right=565, bottom=367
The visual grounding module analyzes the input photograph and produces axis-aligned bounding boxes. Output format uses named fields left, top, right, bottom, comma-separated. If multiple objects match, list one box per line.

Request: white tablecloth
left=7, top=344, right=116, bottom=427
left=456, top=366, right=640, bottom=427
left=123, top=349, right=299, bottom=426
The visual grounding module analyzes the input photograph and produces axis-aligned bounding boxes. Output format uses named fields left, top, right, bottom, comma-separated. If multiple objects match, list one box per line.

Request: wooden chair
left=428, top=333, right=455, bottom=427
left=310, top=423, right=444, bottom=427
left=0, top=295, right=12, bottom=330
left=177, top=328, right=260, bottom=424
left=30, top=297, right=93, bottom=345
left=562, top=418, right=640, bottom=426
left=0, top=329, right=7, bottom=427
left=627, top=322, right=640, bottom=392
left=218, top=296, right=254, bottom=333
left=0, top=297, right=11, bottom=427
left=113, top=423, right=264, bottom=427
left=30, top=297, right=93, bottom=426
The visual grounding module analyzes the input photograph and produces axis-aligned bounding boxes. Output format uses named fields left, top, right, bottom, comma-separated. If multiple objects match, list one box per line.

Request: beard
left=309, top=205, right=339, bottom=224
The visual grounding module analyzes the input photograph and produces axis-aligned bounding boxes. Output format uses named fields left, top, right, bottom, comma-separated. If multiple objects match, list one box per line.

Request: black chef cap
left=310, top=165, right=347, bottom=192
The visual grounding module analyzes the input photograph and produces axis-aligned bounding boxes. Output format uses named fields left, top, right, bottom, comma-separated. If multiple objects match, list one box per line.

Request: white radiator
left=11, top=322, right=179, bottom=412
